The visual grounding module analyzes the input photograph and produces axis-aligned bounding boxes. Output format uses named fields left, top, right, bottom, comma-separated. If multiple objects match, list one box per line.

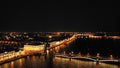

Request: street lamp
left=19, top=50, right=22, bottom=56
left=63, top=51, right=66, bottom=55
left=48, top=35, right=52, bottom=39
left=71, top=51, right=74, bottom=56
left=110, top=54, right=113, bottom=60
left=4, top=52, right=8, bottom=59
left=78, top=52, right=81, bottom=57
left=48, top=35, right=53, bottom=42
left=96, top=53, right=100, bottom=58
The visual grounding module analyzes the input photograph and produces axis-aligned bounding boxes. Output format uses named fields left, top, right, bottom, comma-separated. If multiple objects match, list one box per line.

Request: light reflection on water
left=0, top=56, right=119, bottom=68
left=54, top=57, right=119, bottom=68
left=11, top=61, right=14, bottom=68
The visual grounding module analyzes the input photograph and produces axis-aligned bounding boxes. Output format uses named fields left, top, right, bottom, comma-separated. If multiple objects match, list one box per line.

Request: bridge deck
left=55, top=54, right=120, bottom=63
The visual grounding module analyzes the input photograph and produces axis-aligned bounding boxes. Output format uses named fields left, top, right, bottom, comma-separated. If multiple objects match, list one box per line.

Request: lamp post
left=96, top=53, right=100, bottom=64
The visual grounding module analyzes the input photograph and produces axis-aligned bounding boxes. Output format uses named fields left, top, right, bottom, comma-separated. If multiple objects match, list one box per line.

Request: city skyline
left=0, top=32, right=120, bottom=67
left=0, top=1, right=120, bottom=68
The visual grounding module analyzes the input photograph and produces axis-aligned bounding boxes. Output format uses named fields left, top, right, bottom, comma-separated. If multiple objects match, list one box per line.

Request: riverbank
left=0, top=51, right=45, bottom=65
left=0, top=54, right=26, bottom=65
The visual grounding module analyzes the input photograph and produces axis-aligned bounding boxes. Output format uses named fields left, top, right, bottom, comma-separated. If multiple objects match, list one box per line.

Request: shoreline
left=0, top=54, right=30, bottom=65
left=0, top=52, right=43, bottom=65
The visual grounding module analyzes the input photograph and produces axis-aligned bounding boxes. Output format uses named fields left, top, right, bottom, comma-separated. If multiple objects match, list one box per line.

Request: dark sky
left=1, top=1, right=120, bottom=32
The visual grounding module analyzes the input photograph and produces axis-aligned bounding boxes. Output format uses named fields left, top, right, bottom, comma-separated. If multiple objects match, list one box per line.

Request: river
left=0, top=55, right=119, bottom=68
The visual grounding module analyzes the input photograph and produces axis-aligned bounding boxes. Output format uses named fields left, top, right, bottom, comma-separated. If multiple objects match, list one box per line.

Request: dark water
left=63, top=38, right=120, bottom=58
left=0, top=55, right=119, bottom=68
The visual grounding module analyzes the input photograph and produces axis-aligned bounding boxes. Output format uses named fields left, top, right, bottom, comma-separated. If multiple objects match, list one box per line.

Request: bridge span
left=55, top=54, right=120, bottom=65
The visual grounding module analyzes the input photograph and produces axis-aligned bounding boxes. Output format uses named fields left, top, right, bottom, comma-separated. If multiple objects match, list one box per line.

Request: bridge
left=55, top=54, right=120, bottom=65
left=77, top=33, right=120, bottom=39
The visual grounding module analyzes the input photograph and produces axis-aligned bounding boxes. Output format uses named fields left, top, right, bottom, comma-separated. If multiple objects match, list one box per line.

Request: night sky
left=1, top=1, right=120, bottom=32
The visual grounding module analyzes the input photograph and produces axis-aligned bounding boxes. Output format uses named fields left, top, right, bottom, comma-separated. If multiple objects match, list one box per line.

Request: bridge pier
left=118, top=60, right=120, bottom=66
left=96, top=58, right=100, bottom=64
left=44, top=42, right=50, bottom=54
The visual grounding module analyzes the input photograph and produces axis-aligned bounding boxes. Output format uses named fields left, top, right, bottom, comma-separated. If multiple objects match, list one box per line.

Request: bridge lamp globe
left=63, top=51, right=66, bottom=55
left=48, top=35, right=52, bottom=42
left=97, top=53, right=100, bottom=58
left=48, top=36, right=52, bottom=39
left=4, top=52, right=7, bottom=54
left=56, top=42, right=60, bottom=45
left=71, top=51, right=74, bottom=54
left=110, top=55, right=113, bottom=60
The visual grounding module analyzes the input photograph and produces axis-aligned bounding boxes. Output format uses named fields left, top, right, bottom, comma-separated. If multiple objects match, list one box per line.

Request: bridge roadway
left=77, top=34, right=120, bottom=39
left=48, top=34, right=77, bottom=50
left=55, top=54, right=120, bottom=65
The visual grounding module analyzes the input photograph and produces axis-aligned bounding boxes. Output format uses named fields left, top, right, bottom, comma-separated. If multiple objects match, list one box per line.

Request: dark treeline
left=0, top=42, right=24, bottom=53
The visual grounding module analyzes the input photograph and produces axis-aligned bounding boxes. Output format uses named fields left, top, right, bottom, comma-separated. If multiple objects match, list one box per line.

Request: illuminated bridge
left=55, top=54, right=120, bottom=65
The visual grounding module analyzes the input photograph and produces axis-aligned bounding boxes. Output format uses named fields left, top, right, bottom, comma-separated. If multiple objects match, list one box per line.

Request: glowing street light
left=63, top=51, right=66, bottom=55
left=56, top=42, right=60, bottom=45
left=71, top=51, right=74, bottom=56
left=48, top=36, right=52, bottom=39
left=110, top=54, right=113, bottom=60
left=87, top=53, right=90, bottom=57
left=96, top=53, right=100, bottom=58
left=77, top=52, right=81, bottom=57
left=71, top=51, right=74, bottom=54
